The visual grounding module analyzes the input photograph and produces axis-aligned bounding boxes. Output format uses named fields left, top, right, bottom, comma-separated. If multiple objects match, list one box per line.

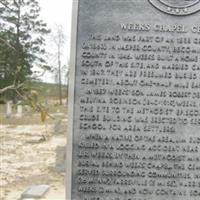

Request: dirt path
left=0, top=124, right=66, bottom=200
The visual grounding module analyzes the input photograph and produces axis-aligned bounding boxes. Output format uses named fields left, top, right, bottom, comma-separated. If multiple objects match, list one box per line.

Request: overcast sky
left=38, top=0, right=73, bottom=83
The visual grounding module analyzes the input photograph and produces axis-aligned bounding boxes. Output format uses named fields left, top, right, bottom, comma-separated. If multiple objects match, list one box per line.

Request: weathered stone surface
left=55, top=146, right=66, bottom=173
left=67, top=0, right=200, bottom=200
left=16, top=102, right=23, bottom=118
left=21, top=185, right=50, bottom=199
left=6, top=101, right=12, bottom=118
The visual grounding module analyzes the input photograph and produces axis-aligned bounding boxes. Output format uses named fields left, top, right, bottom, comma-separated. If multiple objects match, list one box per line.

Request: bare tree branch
left=13, top=0, right=19, bottom=7
left=15, top=89, right=55, bottom=120
left=0, top=36, right=16, bottom=51
left=0, top=0, right=13, bottom=11
left=0, top=83, right=23, bottom=94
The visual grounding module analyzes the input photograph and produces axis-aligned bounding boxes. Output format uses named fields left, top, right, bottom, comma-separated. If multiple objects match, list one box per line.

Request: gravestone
left=16, top=101, right=23, bottom=118
left=67, top=0, right=200, bottom=200
left=21, top=185, right=50, bottom=199
left=6, top=101, right=12, bottom=118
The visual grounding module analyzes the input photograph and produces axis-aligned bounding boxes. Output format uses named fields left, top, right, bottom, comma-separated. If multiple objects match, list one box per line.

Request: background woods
left=0, top=0, right=50, bottom=99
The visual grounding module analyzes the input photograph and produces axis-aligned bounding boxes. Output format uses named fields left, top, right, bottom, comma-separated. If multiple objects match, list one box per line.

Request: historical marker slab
left=67, top=0, right=200, bottom=199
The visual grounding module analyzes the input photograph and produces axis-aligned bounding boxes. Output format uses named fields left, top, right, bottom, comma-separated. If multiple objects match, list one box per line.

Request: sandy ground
left=0, top=124, right=66, bottom=200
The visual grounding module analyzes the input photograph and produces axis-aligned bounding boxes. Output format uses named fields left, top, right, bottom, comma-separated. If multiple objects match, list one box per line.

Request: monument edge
left=66, top=0, right=79, bottom=200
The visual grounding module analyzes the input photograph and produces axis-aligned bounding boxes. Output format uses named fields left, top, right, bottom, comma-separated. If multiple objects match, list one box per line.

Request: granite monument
left=67, top=0, right=200, bottom=199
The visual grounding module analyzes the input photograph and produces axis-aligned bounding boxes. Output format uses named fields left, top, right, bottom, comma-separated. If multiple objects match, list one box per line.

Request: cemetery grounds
left=0, top=100, right=67, bottom=200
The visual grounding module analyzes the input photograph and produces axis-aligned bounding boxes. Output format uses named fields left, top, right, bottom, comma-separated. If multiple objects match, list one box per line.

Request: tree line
left=0, top=0, right=50, bottom=98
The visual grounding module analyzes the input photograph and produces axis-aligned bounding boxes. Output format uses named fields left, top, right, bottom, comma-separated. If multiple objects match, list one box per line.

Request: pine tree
left=0, top=0, right=50, bottom=91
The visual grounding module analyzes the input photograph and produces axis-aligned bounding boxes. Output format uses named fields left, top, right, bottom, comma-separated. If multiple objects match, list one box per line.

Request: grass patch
left=28, top=81, right=68, bottom=99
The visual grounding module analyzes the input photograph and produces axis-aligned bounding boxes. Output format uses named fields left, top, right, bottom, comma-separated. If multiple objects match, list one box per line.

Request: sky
left=37, top=0, right=73, bottom=83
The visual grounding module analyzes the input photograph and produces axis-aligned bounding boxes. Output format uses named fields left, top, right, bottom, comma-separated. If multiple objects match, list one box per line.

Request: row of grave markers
left=5, top=101, right=32, bottom=118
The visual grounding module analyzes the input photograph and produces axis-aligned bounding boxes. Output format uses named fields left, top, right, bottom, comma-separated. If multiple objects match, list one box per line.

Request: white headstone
left=16, top=101, right=23, bottom=117
left=6, top=101, right=12, bottom=118
left=21, top=185, right=50, bottom=199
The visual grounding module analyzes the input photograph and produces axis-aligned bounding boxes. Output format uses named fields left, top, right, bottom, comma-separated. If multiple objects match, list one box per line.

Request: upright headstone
left=67, top=1, right=200, bottom=200
left=16, top=101, right=23, bottom=118
left=6, top=101, right=12, bottom=118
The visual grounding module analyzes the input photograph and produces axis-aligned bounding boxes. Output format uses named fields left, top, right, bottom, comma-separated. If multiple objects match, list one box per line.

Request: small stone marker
left=16, top=101, right=23, bottom=117
left=21, top=185, right=50, bottom=199
left=6, top=101, right=12, bottom=118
